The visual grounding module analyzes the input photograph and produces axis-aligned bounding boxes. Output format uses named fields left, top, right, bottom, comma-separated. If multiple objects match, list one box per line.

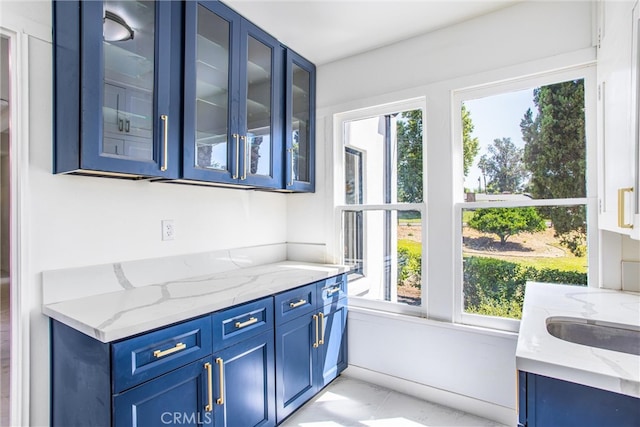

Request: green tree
left=462, top=104, right=480, bottom=177
left=468, top=207, right=546, bottom=245
left=478, top=137, right=527, bottom=193
left=396, top=110, right=423, bottom=203
left=520, top=80, right=586, bottom=256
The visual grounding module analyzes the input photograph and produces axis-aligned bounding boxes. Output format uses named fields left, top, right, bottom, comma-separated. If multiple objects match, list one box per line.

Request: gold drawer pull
left=153, top=342, right=186, bottom=358
left=289, top=299, right=307, bottom=308
left=232, top=133, right=239, bottom=179
left=216, top=357, right=225, bottom=405
left=235, top=317, right=258, bottom=329
left=618, top=187, right=634, bottom=229
left=327, top=286, right=341, bottom=296
left=160, top=114, right=168, bottom=172
left=288, top=148, right=294, bottom=186
left=313, top=314, right=319, bottom=348
left=204, top=362, right=213, bottom=412
left=318, top=312, right=325, bottom=345
left=240, top=135, right=247, bottom=180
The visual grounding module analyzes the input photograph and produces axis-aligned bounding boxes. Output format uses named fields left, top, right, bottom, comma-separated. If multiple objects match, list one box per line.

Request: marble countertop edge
left=516, top=282, right=640, bottom=399
left=43, top=261, right=350, bottom=343
left=516, top=353, right=640, bottom=398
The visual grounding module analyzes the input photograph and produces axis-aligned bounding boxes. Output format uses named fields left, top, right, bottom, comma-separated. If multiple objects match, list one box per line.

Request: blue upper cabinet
left=285, top=50, right=316, bottom=192
left=54, top=0, right=314, bottom=191
left=53, top=0, right=182, bottom=179
left=183, top=1, right=284, bottom=189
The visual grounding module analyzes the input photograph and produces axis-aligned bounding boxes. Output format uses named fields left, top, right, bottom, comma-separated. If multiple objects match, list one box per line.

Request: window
left=454, top=72, right=597, bottom=331
left=336, top=101, right=425, bottom=312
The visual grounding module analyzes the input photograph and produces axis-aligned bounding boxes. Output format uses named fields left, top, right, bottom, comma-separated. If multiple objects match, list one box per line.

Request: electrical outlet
left=161, top=220, right=175, bottom=241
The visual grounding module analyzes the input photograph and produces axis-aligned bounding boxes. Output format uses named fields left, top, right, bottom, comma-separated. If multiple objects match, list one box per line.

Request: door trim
left=0, top=23, right=30, bottom=427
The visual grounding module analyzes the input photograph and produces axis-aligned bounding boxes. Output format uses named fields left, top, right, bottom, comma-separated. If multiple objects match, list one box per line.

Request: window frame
left=334, top=98, right=428, bottom=317
left=451, top=65, right=599, bottom=332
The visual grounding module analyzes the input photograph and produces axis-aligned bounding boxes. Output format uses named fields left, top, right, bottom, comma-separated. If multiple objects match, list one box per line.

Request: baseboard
left=343, top=365, right=517, bottom=426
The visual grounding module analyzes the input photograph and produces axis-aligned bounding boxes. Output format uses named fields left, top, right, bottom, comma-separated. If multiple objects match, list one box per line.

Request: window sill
left=347, top=304, right=519, bottom=340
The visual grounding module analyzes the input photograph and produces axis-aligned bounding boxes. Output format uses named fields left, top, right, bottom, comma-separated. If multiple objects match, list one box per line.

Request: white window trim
left=333, top=98, right=429, bottom=317
left=451, top=65, right=599, bottom=332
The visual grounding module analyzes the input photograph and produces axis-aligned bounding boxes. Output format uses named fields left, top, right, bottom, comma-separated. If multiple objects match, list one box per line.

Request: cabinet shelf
left=196, top=132, right=227, bottom=146
left=247, top=60, right=270, bottom=84
left=101, top=106, right=150, bottom=121
left=103, top=42, right=154, bottom=90
left=196, top=33, right=228, bottom=67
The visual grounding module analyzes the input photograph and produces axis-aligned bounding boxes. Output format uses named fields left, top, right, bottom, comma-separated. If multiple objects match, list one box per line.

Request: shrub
left=463, top=256, right=586, bottom=319
left=398, top=243, right=421, bottom=289
left=467, top=207, right=546, bottom=245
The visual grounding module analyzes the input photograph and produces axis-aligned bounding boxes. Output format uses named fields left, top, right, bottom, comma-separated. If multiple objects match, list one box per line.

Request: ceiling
left=225, top=0, right=523, bottom=65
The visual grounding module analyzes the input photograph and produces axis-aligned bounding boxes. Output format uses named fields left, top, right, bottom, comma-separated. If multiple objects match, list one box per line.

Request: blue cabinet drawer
left=112, top=316, right=212, bottom=393
left=274, top=283, right=316, bottom=325
left=318, top=274, right=347, bottom=305
left=212, top=297, right=273, bottom=352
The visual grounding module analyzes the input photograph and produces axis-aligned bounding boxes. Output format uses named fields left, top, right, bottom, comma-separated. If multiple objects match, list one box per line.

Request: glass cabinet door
left=194, top=5, right=232, bottom=173
left=74, top=0, right=179, bottom=177
left=239, top=22, right=283, bottom=188
left=183, top=2, right=282, bottom=188
left=183, top=1, right=240, bottom=184
left=286, top=50, right=316, bottom=192
left=102, top=0, right=155, bottom=161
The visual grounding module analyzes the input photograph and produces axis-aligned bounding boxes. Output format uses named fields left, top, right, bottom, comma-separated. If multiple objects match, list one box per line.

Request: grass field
left=398, top=239, right=421, bottom=255
left=462, top=253, right=587, bottom=272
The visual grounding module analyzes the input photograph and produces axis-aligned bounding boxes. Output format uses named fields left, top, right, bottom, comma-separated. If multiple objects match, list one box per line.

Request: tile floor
left=281, top=376, right=508, bottom=427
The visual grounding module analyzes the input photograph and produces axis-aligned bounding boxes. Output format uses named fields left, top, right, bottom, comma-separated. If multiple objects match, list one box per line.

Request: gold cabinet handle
left=235, top=316, right=258, bottom=329
left=241, top=135, right=248, bottom=180
left=312, top=314, right=319, bottom=348
left=318, top=312, right=325, bottom=345
left=289, top=299, right=307, bottom=308
left=215, top=357, right=224, bottom=405
left=618, top=187, right=634, bottom=229
left=160, top=114, right=168, bottom=171
left=232, top=133, right=239, bottom=179
left=327, top=286, right=341, bottom=296
left=288, top=148, right=294, bottom=186
left=204, top=362, right=213, bottom=412
left=153, top=342, right=186, bottom=358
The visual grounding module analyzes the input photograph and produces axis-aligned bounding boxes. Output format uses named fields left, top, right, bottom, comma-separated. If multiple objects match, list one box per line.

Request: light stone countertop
left=516, top=282, right=640, bottom=398
left=43, top=258, right=348, bottom=343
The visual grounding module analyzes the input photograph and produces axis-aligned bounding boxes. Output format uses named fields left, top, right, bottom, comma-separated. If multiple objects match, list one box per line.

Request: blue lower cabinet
left=114, top=357, right=214, bottom=427
left=274, top=277, right=348, bottom=424
left=51, top=277, right=346, bottom=427
left=518, top=371, right=640, bottom=427
left=213, top=331, right=276, bottom=427
left=275, top=311, right=317, bottom=423
left=318, top=298, right=348, bottom=388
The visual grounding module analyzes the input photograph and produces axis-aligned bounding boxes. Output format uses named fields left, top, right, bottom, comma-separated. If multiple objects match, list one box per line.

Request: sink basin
left=546, top=317, right=640, bottom=356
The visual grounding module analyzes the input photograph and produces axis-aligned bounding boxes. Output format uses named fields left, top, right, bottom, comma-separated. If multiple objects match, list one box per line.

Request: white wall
left=288, top=1, right=595, bottom=424
left=1, top=0, right=603, bottom=424
left=2, top=2, right=287, bottom=425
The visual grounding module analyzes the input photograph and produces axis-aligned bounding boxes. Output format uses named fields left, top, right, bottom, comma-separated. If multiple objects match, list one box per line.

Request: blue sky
left=463, top=88, right=536, bottom=191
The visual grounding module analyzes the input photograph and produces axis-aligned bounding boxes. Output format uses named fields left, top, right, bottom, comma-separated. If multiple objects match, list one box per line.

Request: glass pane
left=292, top=63, right=310, bottom=182
left=462, top=206, right=588, bottom=320
left=102, top=1, right=155, bottom=160
left=461, top=79, right=586, bottom=200
left=345, top=147, right=363, bottom=204
left=343, top=110, right=423, bottom=204
left=195, top=5, right=230, bottom=170
left=396, top=110, right=423, bottom=203
left=246, top=36, right=272, bottom=177
left=344, top=210, right=422, bottom=306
